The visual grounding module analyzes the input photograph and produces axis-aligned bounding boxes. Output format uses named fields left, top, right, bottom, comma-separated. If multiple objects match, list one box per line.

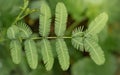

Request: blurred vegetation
left=0, top=0, right=120, bottom=75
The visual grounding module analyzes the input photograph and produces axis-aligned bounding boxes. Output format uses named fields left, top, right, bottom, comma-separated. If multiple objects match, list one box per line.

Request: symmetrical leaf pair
left=7, top=22, right=32, bottom=39
left=39, top=2, right=69, bottom=70
left=39, top=2, right=54, bottom=71
left=72, top=12, right=108, bottom=65
left=55, top=2, right=70, bottom=70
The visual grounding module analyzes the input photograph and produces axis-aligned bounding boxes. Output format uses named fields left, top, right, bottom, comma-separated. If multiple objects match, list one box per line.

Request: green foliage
left=6, top=1, right=109, bottom=72
left=24, top=39, right=38, bottom=69
left=39, top=1, right=52, bottom=37
left=39, top=39, right=54, bottom=71
left=10, top=40, right=22, bottom=64
left=7, top=21, right=36, bottom=69
left=55, top=2, right=68, bottom=36
left=17, top=22, right=32, bottom=38
left=87, top=34, right=99, bottom=42
left=84, top=37, right=105, bottom=65
left=56, top=39, right=70, bottom=70
left=72, top=27, right=84, bottom=37
left=72, top=37, right=84, bottom=51
left=47, top=3, right=70, bottom=70
left=86, top=12, right=108, bottom=35
left=7, top=22, right=32, bottom=39
left=72, top=12, right=108, bottom=65
left=7, top=25, right=19, bottom=39
left=72, top=27, right=84, bottom=51
left=2, top=0, right=120, bottom=75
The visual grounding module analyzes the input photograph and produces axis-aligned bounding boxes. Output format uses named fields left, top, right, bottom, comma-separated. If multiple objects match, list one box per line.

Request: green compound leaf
left=24, top=39, right=38, bottom=69
left=10, top=40, right=22, bottom=64
left=7, top=25, right=19, bottom=39
left=17, top=22, right=32, bottom=38
left=39, top=2, right=52, bottom=36
left=86, top=12, right=108, bottom=36
left=72, top=37, right=84, bottom=51
left=56, top=39, right=70, bottom=70
left=55, top=2, right=68, bottom=36
left=84, top=37, right=105, bottom=65
left=39, top=39, right=54, bottom=71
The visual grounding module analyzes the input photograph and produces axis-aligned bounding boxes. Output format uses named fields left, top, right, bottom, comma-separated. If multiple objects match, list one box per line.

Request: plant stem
left=19, top=9, right=39, bottom=20
left=31, top=36, right=72, bottom=40
left=47, top=36, right=72, bottom=39
left=11, top=0, right=29, bottom=25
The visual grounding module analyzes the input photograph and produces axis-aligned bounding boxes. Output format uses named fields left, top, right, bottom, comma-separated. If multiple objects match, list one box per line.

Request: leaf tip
left=101, top=12, right=109, bottom=21
left=96, top=57, right=105, bottom=65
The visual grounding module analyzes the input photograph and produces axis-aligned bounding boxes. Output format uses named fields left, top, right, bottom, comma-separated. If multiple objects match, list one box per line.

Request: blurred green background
left=0, top=0, right=120, bottom=75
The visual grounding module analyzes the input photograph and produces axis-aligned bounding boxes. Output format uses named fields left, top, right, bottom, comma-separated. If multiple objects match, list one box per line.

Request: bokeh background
left=0, top=0, right=120, bottom=75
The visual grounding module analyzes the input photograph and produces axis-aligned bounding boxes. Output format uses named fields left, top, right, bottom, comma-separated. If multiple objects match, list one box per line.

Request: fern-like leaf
left=18, top=22, right=32, bottom=38
left=10, top=40, right=22, bottom=64
left=7, top=25, right=19, bottom=39
left=39, top=39, right=54, bottom=71
left=24, top=39, right=38, bottom=69
left=72, top=27, right=84, bottom=37
left=55, top=2, right=68, bottom=36
left=84, top=37, right=105, bottom=65
left=72, top=37, right=84, bottom=51
left=56, top=39, right=70, bottom=70
left=86, top=12, right=108, bottom=36
left=39, top=2, right=51, bottom=36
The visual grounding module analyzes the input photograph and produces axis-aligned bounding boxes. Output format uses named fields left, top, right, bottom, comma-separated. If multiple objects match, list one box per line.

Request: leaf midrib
left=43, top=5, right=47, bottom=36
left=58, top=4, right=63, bottom=36
left=85, top=39, right=101, bottom=63
left=13, top=41, right=18, bottom=63
left=73, top=32, right=83, bottom=37
left=73, top=38, right=83, bottom=46
left=43, top=39, right=50, bottom=65
left=58, top=39, right=66, bottom=68
left=10, top=27, right=15, bottom=38
left=87, top=16, right=106, bottom=35
left=19, top=28, right=29, bottom=37
left=28, top=40, right=34, bottom=66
